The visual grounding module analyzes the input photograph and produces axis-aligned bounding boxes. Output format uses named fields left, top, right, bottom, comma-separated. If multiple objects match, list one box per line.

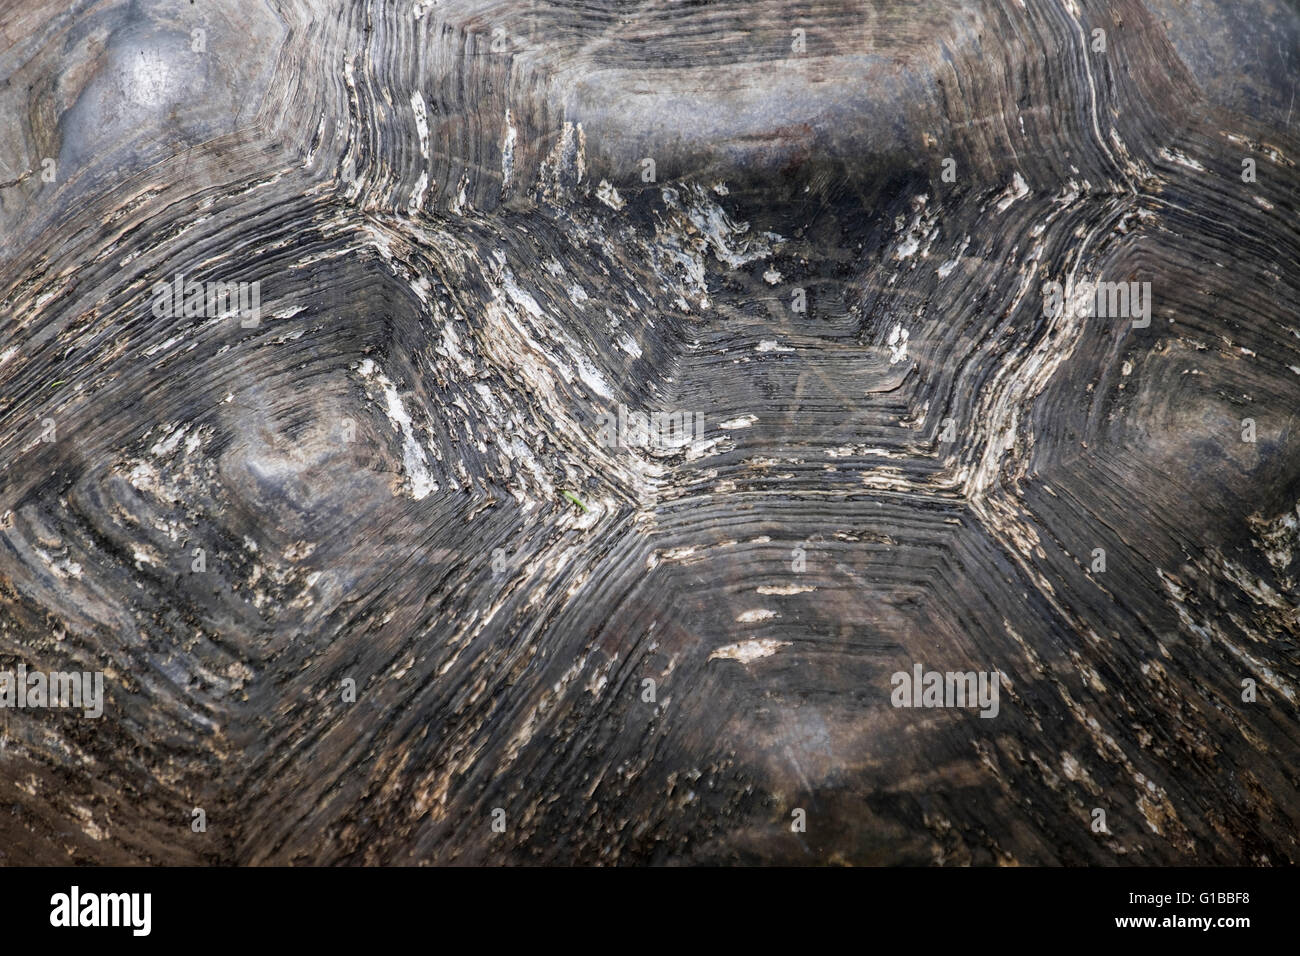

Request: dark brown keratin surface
left=0, top=0, right=1298, bottom=864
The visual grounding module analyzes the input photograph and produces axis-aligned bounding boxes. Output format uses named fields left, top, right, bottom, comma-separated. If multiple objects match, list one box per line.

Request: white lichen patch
left=756, top=584, right=815, bottom=595
left=410, top=90, right=429, bottom=160
left=718, top=414, right=757, bottom=429
left=887, top=323, right=910, bottom=364
left=595, top=180, right=625, bottom=210
left=995, top=171, right=1030, bottom=212
left=709, top=638, right=791, bottom=663
left=501, top=109, right=517, bottom=192
left=1158, top=147, right=1206, bottom=172
left=358, top=358, right=437, bottom=499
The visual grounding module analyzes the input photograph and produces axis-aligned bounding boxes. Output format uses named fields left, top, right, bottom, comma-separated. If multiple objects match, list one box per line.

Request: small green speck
left=47, top=380, right=67, bottom=388
left=561, top=490, right=589, bottom=513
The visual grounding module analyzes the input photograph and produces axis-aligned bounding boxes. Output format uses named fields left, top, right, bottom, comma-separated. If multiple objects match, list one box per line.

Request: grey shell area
left=0, top=0, right=1297, bottom=864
